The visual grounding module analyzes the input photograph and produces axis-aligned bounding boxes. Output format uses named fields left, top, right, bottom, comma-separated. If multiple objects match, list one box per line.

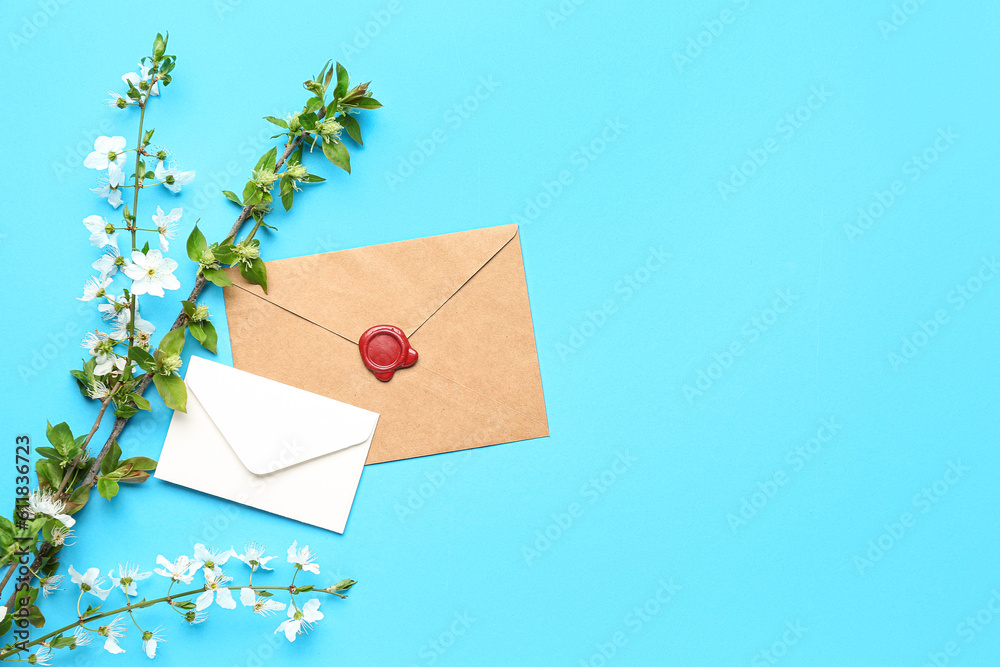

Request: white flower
left=98, top=293, right=130, bottom=324
left=152, top=206, right=182, bottom=252
left=195, top=567, right=236, bottom=611
left=192, top=544, right=235, bottom=572
left=110, top=311, right=155, bottom=343
left=185, top=610, right=209, bottom=625
left=142, top=626, right=166, bottom=659
left=98, top=616, right=127, bottom=654
left=234, top=543, right=277, bottom=572
left=90, top=163, right=126, bottom=208
left=68, top=565, right=111, bottom=601
left=239, top=587, right=286, bottom=616
left=51, top=525, right=75, bottom=547
left=123, top=249, right=180, bottom=297
left=287, top=541, right=320, bottom=574
left=275, top=599, right=324, bottom=642
left=40, top=574, right=64, bottom=597
left=27, top=489, right=75, bottom=528
left=78, top=275, right=112, bottom=302
left=93, top=245, right=124, bottom=279
left=87, top=380, right=111, bottom=400
left=154, top=555, right=199, bottom=584
left=154, top=161, right=195, bottom=193
left=122, top=63, right=159, bottom=99
left=83, top=136, right=128, bottom=170
left=81, top=330, right=124, bottom=376
left=105, top=90, right=129, bottom=108
left=108, top=562, right=152, bottom=597
left=31, top=646, right=53, bottom=666
left=83, top=214, right=118, bottom=249
left=73, top=625, right=93, bottom=647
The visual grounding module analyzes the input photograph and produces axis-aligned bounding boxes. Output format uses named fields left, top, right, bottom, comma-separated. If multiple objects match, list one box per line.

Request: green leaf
left=153, top=373, right=187, bottom=413
left=114, top=405, right=138, bottom=419
left=243, top=180, right=259, bottom=201
left=121, top=456, right=157, bottom=471
left=244, top=187, right=264, bottom=206
left=35, top=459, right=61, bottom=490
left=181, top=300, right=196, bottom=317
left=97, top=477, right=119, bottom=501
left=158, top=326, right=186, bottom=356
left=281, top=187, right=294, bottom=212
left=200, top=321, right=218, bottom=355
left=119, top=470, right=151, bottom=484
left=46, top=422, right=74, bottom=449
left=302, top=174, right=326, bottom=183
left=202, top=268, right=234, bottom=287
left=295, top=585, right=315, bottom=593
left=101, top=440, right=123, bottom=476
left=257, top=590, right=273, bottom=598
left=222, top=190, right=243, bottom=206
left=175, top=600, right=197, bottom=610
left=70, top=369, right=89, bottom=396
left=353, top=97, right=382, bottom=109
left=239, top=257, right=268, bottom=293
left=213, top=243, right=237, bottom=264
left=187, top=225, right=207, bottom=262
left=130, top=393, right=152, bottom=411
left=304, top=97, right=324, bottom=113
left=188, top=322, right=206, bottom=344
left=322, top=139, right=351, bottom=173
left=342, top=115, right=363, bottom=145
left=153, top=33, right=166, bottom=60
left=263, top=116, right=288, bottom=129
left=129, top=346, right=156, bottom=372
left=51, top=635, right=76, bottom=649
left=335, top=62, right=349, bottom=99
left=333, top=578, right=357, bottom=592
left=256, top=147, right=277, bottom=172
left=66, top=485, right=91, bottom=515
left=26, top=605, right=44, bottom=629
left=298, top=111, right=318, bottom=131
left=34, top=447, right=62, bottom=461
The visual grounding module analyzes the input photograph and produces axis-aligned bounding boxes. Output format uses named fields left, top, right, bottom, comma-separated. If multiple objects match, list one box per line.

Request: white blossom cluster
left=9, top=541, right=329, bottom=662
left=77, top=61, right=196, bottom=391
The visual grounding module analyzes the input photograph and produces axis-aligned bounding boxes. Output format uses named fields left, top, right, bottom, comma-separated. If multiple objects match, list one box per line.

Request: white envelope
left=155, top=355, right=379, bottom=533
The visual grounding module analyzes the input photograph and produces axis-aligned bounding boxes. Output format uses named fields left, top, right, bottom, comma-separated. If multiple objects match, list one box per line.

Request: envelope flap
left=183, top=356, right=378, bottom=475
left=225, top=224, right=519, bottom=341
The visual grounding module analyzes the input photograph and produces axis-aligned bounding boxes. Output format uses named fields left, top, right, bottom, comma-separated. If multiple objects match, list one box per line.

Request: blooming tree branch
left=0, top=32, right=380, bottom=661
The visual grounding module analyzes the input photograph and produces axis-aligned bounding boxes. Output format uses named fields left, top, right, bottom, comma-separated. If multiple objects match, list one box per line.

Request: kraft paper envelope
left=155, top=355, right=379, bottom=533
left=222, top=223, right=548, bottom=464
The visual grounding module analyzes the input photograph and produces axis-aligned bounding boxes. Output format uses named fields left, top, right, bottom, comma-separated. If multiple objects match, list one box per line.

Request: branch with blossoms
left=0, top=540, right=354, bottom=661
left=0, top=31, right=379, bottom=661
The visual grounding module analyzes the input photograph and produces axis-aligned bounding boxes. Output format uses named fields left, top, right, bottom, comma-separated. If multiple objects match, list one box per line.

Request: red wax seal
left=359, top=325, right=418, bottom=382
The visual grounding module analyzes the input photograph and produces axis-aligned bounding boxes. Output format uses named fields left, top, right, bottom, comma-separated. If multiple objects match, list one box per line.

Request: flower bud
left=252, top=168, right=277, bottom=190
left=316, top=119, right=343, bottom=139
left=191, top=304, right=210, bottom=322
left=160, top=354, right=183, bottom=375
left=285, top=163, right=308, bottom=180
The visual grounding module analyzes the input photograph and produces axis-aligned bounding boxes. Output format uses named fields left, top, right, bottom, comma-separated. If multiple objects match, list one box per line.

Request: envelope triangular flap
left=183, top=356, right=378, bottom=475
left=225, top=224, right=519, bottom=341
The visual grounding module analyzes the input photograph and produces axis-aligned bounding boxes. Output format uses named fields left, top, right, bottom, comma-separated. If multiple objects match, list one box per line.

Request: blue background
left=1, top=0, right=998, bottom=664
